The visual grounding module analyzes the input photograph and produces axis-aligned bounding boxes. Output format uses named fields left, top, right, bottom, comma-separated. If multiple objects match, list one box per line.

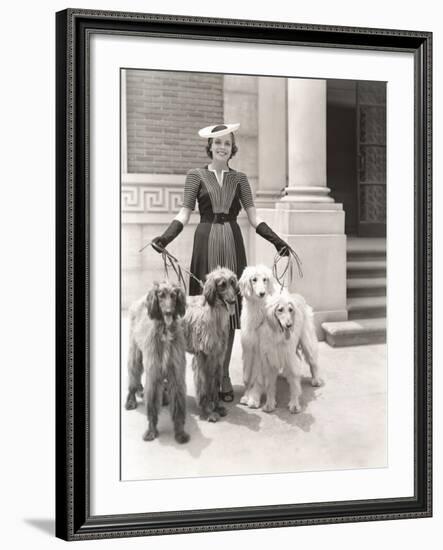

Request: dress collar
left=206, top=165, right=231, bottom=187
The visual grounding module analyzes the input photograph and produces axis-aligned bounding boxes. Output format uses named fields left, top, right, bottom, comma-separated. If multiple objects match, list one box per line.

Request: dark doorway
left=327, top=80, right=386, bottom=237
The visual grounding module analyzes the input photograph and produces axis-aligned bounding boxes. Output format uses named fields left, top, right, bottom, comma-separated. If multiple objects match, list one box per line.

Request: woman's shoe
left=219, top=390, right=234, bottom=402
left=219, top=376, right=234, bottom=402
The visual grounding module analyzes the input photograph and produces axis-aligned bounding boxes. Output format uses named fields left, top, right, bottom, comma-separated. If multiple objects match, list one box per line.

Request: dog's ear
left=260, top=266, right=277, bottom=295
left=266, top=298, right=280, bottom=331
left=146, top=284, right=161, bottom=320
left=174, top=285, right=186, bottom=317
left=203, top=274, right=217, bottom=306
left=239, top=268, right=251, bottom=298
left=272, top=306, right=282, bottom=331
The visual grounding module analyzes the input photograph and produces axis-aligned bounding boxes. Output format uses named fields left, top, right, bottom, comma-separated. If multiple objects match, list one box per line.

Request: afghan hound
left=238, top=265, right=279, bottom=407
left=239, top=265, right=323, bottom=410
left=183, top=267, right=238, bottom=422
left=125, top=281, right=190, bottom=444
left=259, top=291, right=314, bottom=413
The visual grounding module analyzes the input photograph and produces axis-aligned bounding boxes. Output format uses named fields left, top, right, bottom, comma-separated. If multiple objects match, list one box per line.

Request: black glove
left=151, top=220, right=183, bottom=253
left=256, top=222, right=290, bottom=256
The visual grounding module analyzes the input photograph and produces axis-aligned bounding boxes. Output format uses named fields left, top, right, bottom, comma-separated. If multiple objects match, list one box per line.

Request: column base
left=254, top=206, right=348, bottom=332
left=280, top=233, right=347, bottom=312
left=281, top=186, right=334, bottom=203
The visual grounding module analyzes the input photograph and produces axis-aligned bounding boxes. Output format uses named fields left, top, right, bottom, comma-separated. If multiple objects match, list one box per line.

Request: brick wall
left=126, top=70, right=224, bottom=174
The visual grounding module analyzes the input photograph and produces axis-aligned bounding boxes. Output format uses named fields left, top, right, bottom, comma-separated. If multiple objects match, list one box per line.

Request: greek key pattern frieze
left=122, top=185, right=183, bottom=212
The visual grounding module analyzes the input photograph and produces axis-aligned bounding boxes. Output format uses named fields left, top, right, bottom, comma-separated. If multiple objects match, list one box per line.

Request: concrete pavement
left=121, top=317, right=387, bottom=481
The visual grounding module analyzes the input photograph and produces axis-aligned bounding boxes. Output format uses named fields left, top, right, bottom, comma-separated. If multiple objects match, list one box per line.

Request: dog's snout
left=259, top=291, right=265, bottom=298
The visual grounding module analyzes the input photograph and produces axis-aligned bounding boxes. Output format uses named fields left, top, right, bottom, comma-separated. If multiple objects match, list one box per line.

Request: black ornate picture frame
left=55, top=9, right=432, bottom=541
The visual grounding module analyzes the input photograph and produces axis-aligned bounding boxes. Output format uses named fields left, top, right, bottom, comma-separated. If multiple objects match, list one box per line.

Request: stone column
left=285, top=79, right=331, bottom=201
left=256, top=77, right=287, bottom=207
left=256, top=78, right=348, bottom=337
left=283, top=78, right=347, bottom=334
left=253, top=77, right=287, bottom=264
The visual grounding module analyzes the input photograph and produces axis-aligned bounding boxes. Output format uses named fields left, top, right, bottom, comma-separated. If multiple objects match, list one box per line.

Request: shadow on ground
left=121, top=326, right=388, bottom=479
left=130, top=395, right=213, bottom=458
left=222, top=385, right=263, bottom=432
left=228, top=376, right=319, bottom=433
left=23, top=519, right=54, bottom=536
left=271, top=376, right=319, bottom=432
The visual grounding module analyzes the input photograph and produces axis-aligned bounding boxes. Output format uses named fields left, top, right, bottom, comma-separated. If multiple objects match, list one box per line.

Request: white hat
left=198, top=123, right=240, bottom=138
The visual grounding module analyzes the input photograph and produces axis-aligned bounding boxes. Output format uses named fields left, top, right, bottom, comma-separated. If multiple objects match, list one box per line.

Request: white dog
left=259, top=291, right=316, bottom=413
left=239, top=265, right=278, bottom=407
left=239, top=265, right=323, bottom=410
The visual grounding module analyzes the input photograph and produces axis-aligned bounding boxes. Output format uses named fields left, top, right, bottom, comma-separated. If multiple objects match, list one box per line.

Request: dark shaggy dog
left=125, top=281, right=190, bottom=444
left=183, top=267, right=238, bottom=422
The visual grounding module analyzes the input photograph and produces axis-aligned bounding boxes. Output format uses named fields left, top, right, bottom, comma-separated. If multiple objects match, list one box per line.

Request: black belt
left=200, top=213, right=236, bottom=224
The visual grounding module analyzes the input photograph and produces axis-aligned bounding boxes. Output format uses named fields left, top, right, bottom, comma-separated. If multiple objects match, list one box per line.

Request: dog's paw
left=216, top=404, right=227, bottom=417
left=143, top=428, right=158, bottom=441
left=239, top=394, right=249, bottom=406
left=175, top=431, right=190, bottom=444
left=207, top=412, right=220, bottom=423
left=247, top=397, right=260, bottom=409
left=311, top=377, right=324, bottom=387
left=263, top=402, right=276, bottom=413
left=125, top=395, right=138, bottom=410
left=288, top=402, right=301, bottom=414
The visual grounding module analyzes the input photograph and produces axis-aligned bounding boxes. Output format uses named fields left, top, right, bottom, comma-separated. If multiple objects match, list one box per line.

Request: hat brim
left=198, top=123, right=240, bottom=138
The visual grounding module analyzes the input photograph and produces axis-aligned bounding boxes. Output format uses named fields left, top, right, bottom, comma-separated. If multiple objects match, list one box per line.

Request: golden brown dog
left=125, top=281, right=189, bottom=443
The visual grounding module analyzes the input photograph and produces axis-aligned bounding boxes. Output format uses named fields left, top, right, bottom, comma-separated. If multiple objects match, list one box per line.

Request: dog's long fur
left=258, top=292, right=311, bottom=413
left=125, top=282, right=190, bottom=444
left=239, top=265, right=278, bottom=407
left=239, top=265, right=323, bottom=410
left=183, top=267, right=238, bottom=422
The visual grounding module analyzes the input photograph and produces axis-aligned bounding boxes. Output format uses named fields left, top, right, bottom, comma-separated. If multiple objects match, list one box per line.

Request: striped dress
left=183, top=167, right=255, bottom=326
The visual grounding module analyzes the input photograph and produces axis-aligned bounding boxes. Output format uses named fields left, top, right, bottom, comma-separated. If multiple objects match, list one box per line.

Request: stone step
left=347, top=252, right=386, bottom=261
left=347, top=277, right=386, bottom=297
left=347, top=296, right=386, bottom=319
left=322, top=318, right=387, bottom=347
left=347, top=238, right=386, bottom=261
left=347, top=260, right=386, bottom=278
left=347, top=237, right=386, bottom=254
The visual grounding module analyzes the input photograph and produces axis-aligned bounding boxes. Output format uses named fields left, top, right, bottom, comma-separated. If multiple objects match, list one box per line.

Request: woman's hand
left=151, top=220, right=183, bottom=253
left=150, top=208, right=192, bottom=253
left=151, top=236, right=167, bottom=253
left=245, top=207, right=290, bottom=256
left=255, top=222, right=290, bottom=257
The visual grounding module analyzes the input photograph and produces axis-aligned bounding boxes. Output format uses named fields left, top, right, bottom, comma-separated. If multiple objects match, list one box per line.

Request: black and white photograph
left=120, top=69, right=388, bottom=481
left=50, top=5, right=432, bottom=543
left=2, top=0, right=441, bottom=546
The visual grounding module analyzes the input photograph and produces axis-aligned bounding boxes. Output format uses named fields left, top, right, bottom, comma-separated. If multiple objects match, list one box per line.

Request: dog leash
left=139, top=239, right=302, bottom=293
left=161, top=248, right=187, bottom=290
left=139, top=240, right=205, bottom=292
left=272, top=246, right=303, bottom=291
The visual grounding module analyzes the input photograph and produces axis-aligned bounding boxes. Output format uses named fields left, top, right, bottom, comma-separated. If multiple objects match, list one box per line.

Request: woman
left=152, top=123, right=289, bottom=402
